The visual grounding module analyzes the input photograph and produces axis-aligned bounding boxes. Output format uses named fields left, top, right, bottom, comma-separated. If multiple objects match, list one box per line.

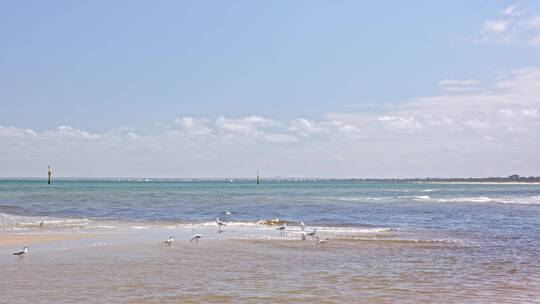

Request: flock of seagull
left=160, top=218, right=328, bottom=248
left=11, top=211, right=328, bottom=257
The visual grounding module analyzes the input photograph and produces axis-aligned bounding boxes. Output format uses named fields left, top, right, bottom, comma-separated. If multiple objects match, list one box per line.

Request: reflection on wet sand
left=1, top=225, right=539, bottom=303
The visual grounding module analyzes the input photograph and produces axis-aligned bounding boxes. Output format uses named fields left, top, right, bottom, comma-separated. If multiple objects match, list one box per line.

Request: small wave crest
left=412, top=195, right=431, bottom=200
left=498, top=196, right=540, bottom=205
left=435, top=196, right=540, bottom=205
left=178, top=220, right=395, bottom=236
left=0, top=212, right=91, bottom=231
left=437, top=196, right=493, bottom=203
left=338, top=196, right=395, bottom=201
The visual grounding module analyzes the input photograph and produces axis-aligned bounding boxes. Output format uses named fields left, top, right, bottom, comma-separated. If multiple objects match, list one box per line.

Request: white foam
left=88, top=225, right=116, bottom=229
left=177, top=220, right=396, bottom=239
left=419, top=181, right=540, bottom=185
left=0, top=212, right=93, bottom=232
left=11, top=227, right=30, bottom=231
left=179, top=221, right=261, bottom=228
left=338, top=196, right=394, bottom=201
left=499, top=196, right=540, bottom=205
left=312, top=227, right=394, bottom=234
left=436, top=196, right=493, bottom=203
left=130, top=226, right=150, bottom=230
left=435, top=196, right=540, bottom=205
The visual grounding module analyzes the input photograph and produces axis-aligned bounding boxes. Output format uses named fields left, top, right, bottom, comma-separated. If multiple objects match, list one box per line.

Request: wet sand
left=0, top=233, right=93, bottom=246
left=1, top=225, right=539, bottom=303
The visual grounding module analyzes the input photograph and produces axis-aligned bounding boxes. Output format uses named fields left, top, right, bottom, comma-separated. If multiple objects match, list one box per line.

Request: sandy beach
left=2, top=179, right=540, bottom=303
left=2, top=222, right=539, bottom=303
left=0, top=233, right=93, bottom=246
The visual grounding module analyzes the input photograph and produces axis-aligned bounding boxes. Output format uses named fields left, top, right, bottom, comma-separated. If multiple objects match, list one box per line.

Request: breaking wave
left=431, top=196, right=540, bottom=205
left=339, top=194, right=540, bottom=205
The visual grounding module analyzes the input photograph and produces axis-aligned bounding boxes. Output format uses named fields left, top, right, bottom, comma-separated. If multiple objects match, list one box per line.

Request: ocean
left=1, top=179, right=539, bottom=302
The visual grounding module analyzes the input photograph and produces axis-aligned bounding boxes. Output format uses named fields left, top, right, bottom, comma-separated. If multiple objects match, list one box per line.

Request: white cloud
left=483, top=19, right=509, bottom=34
left=438, top=78, right=479, bottom=87
left=334, top=122, right=362, bottom=136
left=522, top=108, right=539, bottom=117
left=481, top=19, right=513, bottom=44
left=0, top=126, right=37, bottom=139
left=103, top=127, right=141, bottom=141
left=501, top=5, right=517, bottom=17
left=462, top=119, right=492, bottom=130
left=476, top=5, right=540, bottom=46
left=2, top=67, right=540, bottom=178
left=288, top=118, right=325, bottom=136
left=48, top=126, right=101, bottom=140
left=174, top=117, right=213, bottom=136
left=264, top=133, right=298, bottom=143
left=377, top=116, right=423, bottom=133
left=438, top=78, right=481, bottom=92
left=215, top=115, right=274, bottom=135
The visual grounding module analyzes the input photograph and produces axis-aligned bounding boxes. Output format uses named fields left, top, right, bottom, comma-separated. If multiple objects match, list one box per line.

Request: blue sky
left=1, top=1, right=540, bottom=177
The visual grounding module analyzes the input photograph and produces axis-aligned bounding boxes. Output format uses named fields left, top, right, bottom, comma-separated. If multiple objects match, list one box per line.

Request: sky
left=1, top=0, right=540, bottom=178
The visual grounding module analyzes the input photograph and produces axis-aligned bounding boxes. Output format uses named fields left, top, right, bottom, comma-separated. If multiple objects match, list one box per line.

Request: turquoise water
left=1, top=179, right=540, bottom=302
left=1, top=179, right=539, bottom=240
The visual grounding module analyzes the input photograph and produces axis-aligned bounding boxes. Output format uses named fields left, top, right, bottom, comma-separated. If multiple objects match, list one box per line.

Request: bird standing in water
left=164, top=236, right=174, bottom=246
left=306, top=228, right=317, bottom=238
left=216, top=218, right=226, bottom=231
left=315, top=236, right=328, bottom=245
left=13, top=246, right=28, bottom=257
left=276, top=223, right=286, bottom=234
left=190, top=234, right=202, bottom=242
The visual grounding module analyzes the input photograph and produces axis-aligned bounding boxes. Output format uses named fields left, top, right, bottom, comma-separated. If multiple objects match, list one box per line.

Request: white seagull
left=306, top=228, right=317, bottom=238
left=300, top=221, right=306, bottom=231
left=190, top=234, right=202, bottom=242
left=13, top=246, right=28, bottom=256
left=216, top=217, right=226, bottom=231
left=276, top=223, right=286, bottom=234
left=164, top=236, right=174, bottom=246
left=225, top=210, right=232, bottom=216
left=301, top=232, right=307, bottom=241
left=315, top=236, right=328, bottom=245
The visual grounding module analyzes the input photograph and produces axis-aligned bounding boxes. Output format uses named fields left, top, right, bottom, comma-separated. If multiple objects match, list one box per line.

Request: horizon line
left=0, top=175, right=538, bottom=180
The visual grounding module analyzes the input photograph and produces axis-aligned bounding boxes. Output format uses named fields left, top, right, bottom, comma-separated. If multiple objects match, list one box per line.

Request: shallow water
left=2, top=235, right=539, bottom=303
left=1, top=179, right=539, bottom=302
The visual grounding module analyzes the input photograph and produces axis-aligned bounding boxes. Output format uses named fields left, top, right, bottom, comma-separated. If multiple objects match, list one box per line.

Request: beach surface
left=0, top=233, right=92, bottom=246
left=1, top=179, right=540, bottom=303
left=2, top=223, right=539, bottom=303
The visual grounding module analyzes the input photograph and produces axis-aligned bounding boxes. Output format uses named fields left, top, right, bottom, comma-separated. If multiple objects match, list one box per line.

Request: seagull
left=315, top=236, right=328, bottom=245
left=216, top=217, right=226, bottom=231
left=224, top=210, right=232, bottom=216
left=301, top=232, right=307, bottom=241
left=300, top=221, right=305, bottom=231
left=164, top=236, right=174, bottom=246
left=276, top=223, right=286, bottom=234
left=13, top=246, right=28, bottom=256
left=190, top=234, right=202, bottom=242
left=306, top=228, right=317, bottom=238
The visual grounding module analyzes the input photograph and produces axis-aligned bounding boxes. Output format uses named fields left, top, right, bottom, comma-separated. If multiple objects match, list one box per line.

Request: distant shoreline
left=413, top=181, right=540, bottom=185
left=1, top=177, right=540, bottom=183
